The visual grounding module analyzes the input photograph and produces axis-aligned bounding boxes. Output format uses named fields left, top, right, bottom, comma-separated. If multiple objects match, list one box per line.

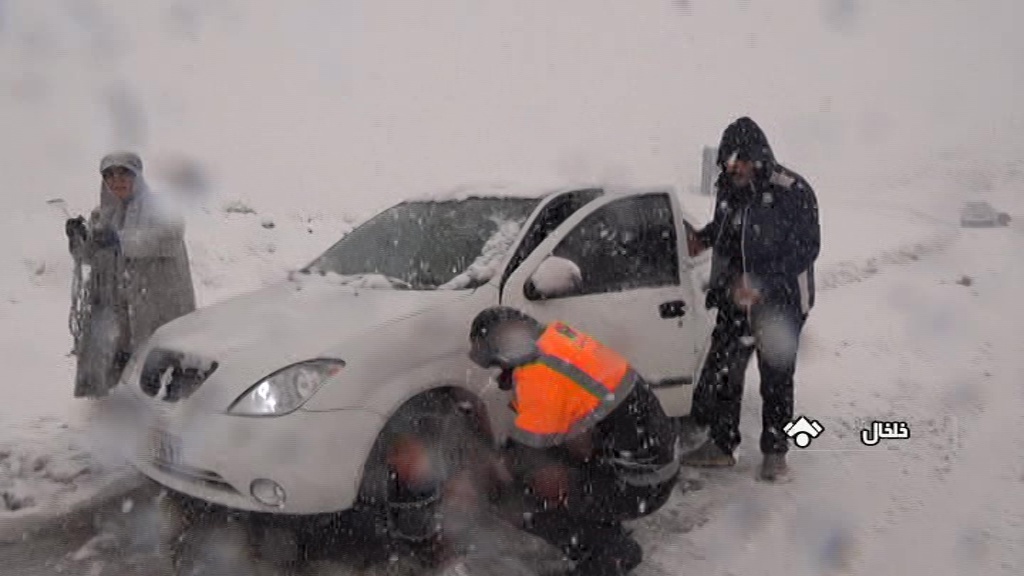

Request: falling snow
left=0, top=0, right=1023, bottom=574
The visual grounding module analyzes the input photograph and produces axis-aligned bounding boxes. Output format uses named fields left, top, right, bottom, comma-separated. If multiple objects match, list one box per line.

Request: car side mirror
left=524, top=279, right=543, bottom=300
left=526, top=256, right=583, bottom=300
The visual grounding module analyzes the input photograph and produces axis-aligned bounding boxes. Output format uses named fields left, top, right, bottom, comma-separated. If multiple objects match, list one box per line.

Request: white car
left=116, top=185, right=714, bottom=533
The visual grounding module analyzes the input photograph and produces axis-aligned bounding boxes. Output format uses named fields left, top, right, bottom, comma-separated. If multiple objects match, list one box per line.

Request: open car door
left=499, top=189, right=706, bottom=416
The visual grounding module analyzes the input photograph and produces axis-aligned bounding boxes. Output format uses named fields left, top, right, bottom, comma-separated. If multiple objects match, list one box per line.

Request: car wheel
left=357, top=393, right=493, bottom=549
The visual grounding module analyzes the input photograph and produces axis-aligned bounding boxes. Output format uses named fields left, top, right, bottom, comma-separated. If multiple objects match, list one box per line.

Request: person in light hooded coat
left=65, top=151, right=196, bottom=396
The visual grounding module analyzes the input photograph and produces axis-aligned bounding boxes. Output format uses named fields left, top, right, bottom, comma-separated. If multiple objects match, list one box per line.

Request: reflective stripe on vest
left=508, top=322, right=637, bottom=449
left=608, top=456, right=681, bottom=488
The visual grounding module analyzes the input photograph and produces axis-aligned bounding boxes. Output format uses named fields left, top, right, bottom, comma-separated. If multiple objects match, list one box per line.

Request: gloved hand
left=66, top=217, right=90, bottom=254
left=496, top=369, right=514, bottom=391
left=732, top=273, right=761, bottom=311
left=65, top=216, right=87, bottom=241
left=91, top=227, right=120, bottom=250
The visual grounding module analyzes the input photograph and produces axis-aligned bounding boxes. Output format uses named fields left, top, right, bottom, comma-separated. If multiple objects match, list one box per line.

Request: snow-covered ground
left=2, top=0, right=1023, bottom=572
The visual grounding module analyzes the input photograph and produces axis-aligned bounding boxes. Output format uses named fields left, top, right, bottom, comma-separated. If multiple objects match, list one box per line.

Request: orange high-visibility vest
left=509, top=321, right=638, bottom=449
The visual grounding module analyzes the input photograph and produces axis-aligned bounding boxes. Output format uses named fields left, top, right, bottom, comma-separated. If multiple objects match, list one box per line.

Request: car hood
left=144, top=275, right=474, bottom=406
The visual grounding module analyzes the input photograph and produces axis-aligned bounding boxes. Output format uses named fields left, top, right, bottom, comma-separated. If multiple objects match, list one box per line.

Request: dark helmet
left=468, top=306, right=544, bottom=370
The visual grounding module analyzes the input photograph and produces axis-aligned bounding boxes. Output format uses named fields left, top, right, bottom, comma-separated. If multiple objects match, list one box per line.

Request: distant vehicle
left=960, top=201, right=1011, bottom=228
left=116, top=185, right=714, bottom=541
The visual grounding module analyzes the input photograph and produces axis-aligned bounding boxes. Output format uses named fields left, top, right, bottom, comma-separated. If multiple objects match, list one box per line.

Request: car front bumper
left=129, top=401, right=386, bottom=515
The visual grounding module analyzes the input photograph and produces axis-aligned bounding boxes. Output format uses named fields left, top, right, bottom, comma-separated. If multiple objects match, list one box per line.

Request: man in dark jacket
left=680, top=117, right=820, bottom=482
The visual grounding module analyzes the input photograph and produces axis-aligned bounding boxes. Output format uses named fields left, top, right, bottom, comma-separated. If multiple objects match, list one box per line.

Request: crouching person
left=467, top=307, right=680, bottom=576
left=65, top=151, right=197, bottom=397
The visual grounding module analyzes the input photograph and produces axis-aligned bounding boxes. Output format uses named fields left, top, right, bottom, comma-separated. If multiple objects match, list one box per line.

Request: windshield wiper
left=381, top=276, right=414, bottom=290
left=296, top=269, right=415, bottom=290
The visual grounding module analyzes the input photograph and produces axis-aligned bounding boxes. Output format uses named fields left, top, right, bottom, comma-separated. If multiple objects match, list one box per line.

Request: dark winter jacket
left=697, top=118, right=821, bottom=315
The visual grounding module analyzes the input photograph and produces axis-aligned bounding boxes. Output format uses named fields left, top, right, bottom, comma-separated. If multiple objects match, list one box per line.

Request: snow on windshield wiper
left=380, top=275, right=413, bottom=289
left=297, top=271, right=415, bottom=290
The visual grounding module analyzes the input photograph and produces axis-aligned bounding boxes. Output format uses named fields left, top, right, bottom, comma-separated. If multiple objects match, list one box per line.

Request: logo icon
left=784, top=416, right=825, bottom=449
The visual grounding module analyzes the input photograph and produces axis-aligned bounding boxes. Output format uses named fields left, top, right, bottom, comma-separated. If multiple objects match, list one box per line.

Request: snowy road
left=0, top=481, right=171, bottom=576
left=0, top=477, right=570, bottom=576
left=0, top=478, right=402, bottom=576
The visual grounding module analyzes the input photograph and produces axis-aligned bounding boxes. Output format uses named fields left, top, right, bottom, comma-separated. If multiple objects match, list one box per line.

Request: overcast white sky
left=2, top=0, right=1022, bottom=214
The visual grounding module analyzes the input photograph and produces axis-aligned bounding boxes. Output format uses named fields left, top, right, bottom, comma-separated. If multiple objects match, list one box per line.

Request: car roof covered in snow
left=404, top=181, right=562, bottom=203
left=401, top=181, right=705, bottom=224
left=962, top=201, right=997, bottom=216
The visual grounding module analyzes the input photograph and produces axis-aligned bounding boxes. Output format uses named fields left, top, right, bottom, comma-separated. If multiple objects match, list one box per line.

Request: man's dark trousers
left=691, top=302, right=808, bottom=455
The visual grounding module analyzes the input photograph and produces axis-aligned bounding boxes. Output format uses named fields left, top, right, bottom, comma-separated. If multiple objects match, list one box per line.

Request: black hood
left=716, top=117, right=776, bottom=170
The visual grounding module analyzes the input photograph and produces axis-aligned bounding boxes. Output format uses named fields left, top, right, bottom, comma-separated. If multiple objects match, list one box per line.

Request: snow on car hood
left=146, top=273, right=472, bottom=388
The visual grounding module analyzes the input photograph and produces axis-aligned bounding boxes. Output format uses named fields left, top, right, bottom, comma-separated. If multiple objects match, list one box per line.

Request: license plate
left=150, top=429, right=181, bottom=465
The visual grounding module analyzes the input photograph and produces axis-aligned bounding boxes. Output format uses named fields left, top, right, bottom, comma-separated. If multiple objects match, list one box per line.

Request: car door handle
left=659, top=300, right=687, bottom=318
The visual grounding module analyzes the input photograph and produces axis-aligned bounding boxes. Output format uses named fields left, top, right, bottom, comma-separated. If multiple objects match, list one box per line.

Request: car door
left=669, top=207, right=716, bottom=416
left=500, top=191, right=702, bottom=393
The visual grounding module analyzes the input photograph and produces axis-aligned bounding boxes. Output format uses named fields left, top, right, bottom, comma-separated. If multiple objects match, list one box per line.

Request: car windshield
left=303, top=197, right=541, bottom=290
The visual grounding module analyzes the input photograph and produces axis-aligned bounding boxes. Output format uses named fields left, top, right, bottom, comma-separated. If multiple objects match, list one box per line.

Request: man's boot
left=757, top=453, right=791, bottom=483
left=679, top=438, right=736, bottom=468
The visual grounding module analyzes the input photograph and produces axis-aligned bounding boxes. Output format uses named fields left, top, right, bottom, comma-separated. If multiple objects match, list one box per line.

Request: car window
left=305, top=197, right=540, bottom=290
left=500, top=188, right=604, bottom=287
left=546, top=193, right=680, bottom=297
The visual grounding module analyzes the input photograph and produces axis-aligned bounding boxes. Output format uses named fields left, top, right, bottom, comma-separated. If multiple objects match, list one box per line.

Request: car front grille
left=146, top=427, right=237, bottom=494
left=152, top=459, right=238, bottom=494
left=139, top=348, right=219, bottom=401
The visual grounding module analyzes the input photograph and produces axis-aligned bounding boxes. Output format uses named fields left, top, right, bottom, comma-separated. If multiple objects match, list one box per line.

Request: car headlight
left=228, top=359, right=345, bottom=417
